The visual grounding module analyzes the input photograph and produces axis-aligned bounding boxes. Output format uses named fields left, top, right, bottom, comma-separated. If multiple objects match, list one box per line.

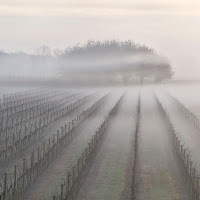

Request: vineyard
left=0, top=85, right=200, bottom=200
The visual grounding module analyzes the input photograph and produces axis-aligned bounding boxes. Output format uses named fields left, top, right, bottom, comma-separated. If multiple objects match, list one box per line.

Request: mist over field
left=1, top=0, right=200, bottom=200
left=0, top=40, right=173, bottom=87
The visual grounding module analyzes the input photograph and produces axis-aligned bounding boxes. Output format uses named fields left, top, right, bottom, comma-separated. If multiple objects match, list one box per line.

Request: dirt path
left=24, top=92, right=122, bottom=200
left=77, top=89, right=138, bottom=200
left=157, top=92, right=200, bottom=177
left=138, top=89, right=189, bottom=200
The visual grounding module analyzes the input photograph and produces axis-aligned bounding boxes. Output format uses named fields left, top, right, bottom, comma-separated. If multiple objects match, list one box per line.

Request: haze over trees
left=0, top=49, right=57, bottom=78
left=60, top=40, right=173, bottom=84
left=0, top=40, right=174, bottom=84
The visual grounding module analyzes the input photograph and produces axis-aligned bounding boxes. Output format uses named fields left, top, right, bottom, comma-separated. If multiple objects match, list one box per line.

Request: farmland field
left=1, top=84, right=200, bottom=200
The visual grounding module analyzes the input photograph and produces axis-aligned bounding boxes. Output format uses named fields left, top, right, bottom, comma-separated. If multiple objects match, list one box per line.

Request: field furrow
left=138, top=89, right=189, bottom=200
left=157, top=93, right=200, bottom=177
left=77, top=90, right=138, bottom=200
left=24, top=92, right=122, bottom=200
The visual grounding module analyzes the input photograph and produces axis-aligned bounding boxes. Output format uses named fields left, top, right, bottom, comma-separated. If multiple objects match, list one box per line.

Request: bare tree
left=35, top=45, right=51, bottom=56
left=53, top=49, right=63, bottom=57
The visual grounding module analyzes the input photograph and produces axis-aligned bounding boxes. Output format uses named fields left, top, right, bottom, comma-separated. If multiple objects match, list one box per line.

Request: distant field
left=166, top=83, right=200, bottom=117
left=0, top=86, right=34, bottom=97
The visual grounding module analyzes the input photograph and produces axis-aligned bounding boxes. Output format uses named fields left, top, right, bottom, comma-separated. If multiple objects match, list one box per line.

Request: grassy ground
left=138, top=89, right=189, bottom=200
left=77, top=90, right=138, bottom=200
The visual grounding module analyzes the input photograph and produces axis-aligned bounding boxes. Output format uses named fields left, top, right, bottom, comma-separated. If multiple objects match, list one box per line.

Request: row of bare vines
left=156, top=94, right=200, bottom=200
left=48, top=94, right=124, bottom=200
left=0, top=93, right=107, bottom=200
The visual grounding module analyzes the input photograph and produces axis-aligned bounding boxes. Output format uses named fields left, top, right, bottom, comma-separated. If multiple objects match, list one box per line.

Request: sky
left=0, top=0, right=200, bottom=79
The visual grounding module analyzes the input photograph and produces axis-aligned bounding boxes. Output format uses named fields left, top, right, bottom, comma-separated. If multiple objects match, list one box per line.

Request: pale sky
left=0, top=0, right=200, bottom=79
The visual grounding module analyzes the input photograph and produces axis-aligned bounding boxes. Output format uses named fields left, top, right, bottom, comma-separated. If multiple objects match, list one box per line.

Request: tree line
left=0, top=40, right=174, bottom=84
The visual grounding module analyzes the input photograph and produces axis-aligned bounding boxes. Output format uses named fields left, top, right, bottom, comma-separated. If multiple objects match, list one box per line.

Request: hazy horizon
left=0, top=0, right=200, bottom=79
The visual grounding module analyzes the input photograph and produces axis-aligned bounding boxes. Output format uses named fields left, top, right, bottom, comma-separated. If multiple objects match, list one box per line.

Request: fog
left=1, top=82, right=200, bottom=200
left=1, top=1, right=200, bottom=200
left=0, top=41, right=172, bottom=86
left=0, top=53, right=59, bottom=78
left=0, top=0, right=200, bottom=79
